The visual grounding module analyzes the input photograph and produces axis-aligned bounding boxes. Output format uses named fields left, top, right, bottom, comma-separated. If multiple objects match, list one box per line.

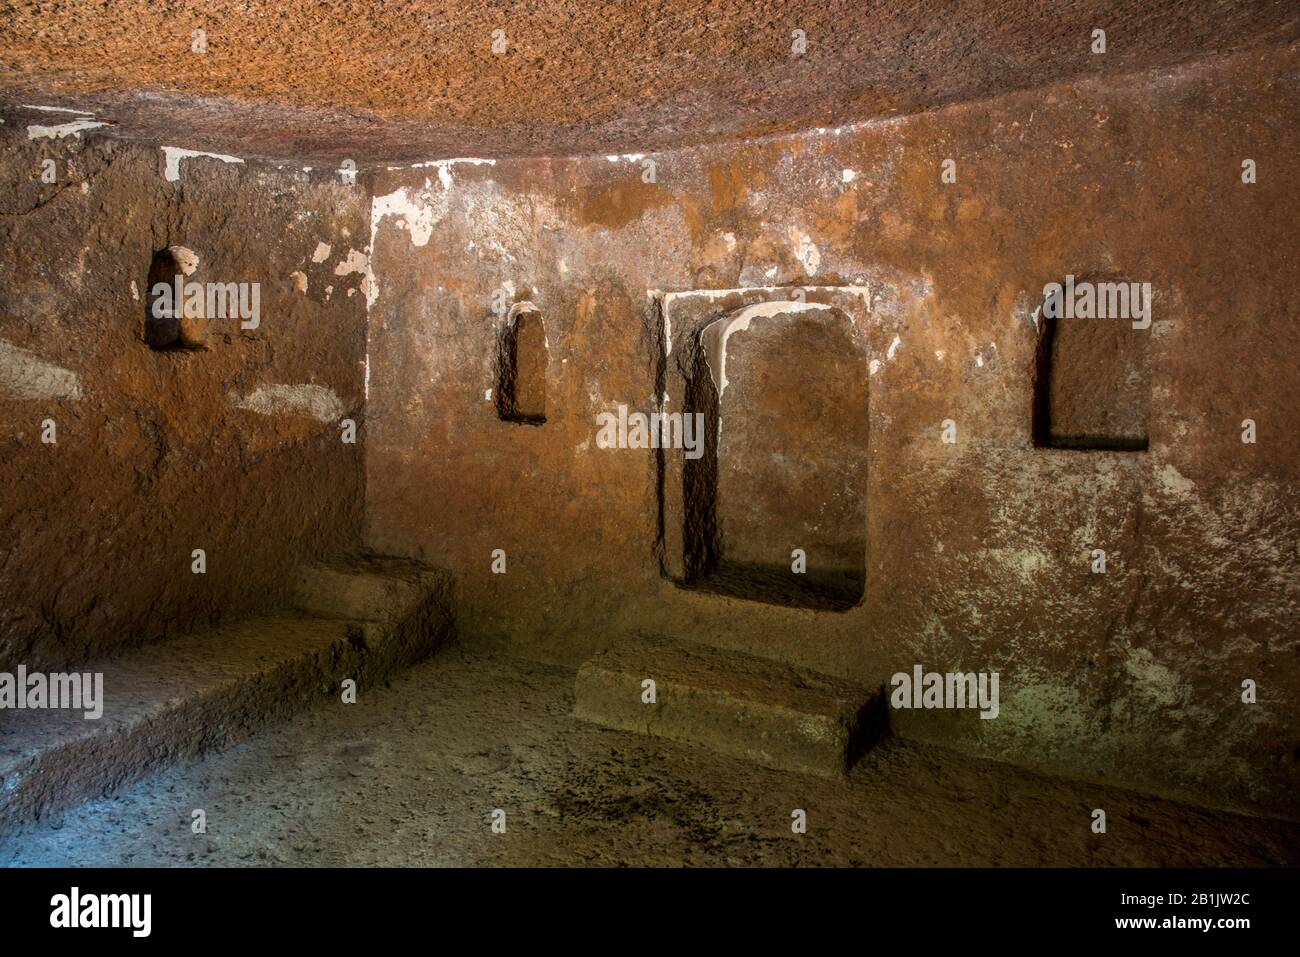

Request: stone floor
left=4, top=643, right=1296, bottom=867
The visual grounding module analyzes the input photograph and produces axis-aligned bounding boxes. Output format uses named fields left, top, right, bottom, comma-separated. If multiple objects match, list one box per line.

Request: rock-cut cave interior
left=0, top=0, right=1297, bottom=879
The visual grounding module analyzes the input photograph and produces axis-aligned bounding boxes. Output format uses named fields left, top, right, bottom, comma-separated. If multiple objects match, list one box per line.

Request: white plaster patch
left=333, top=249, right=368, bottom=277
left=130, top=280, right=140, bottom=301
left=0, top=339, right=83, bottom=401
left=312, top=242, right=332, bottom=263
left=233, top=384, right=343, bottom=422
left=661, top=285, right=871, bottom=306
left=290, top=270, right=308, bottom=293
left=887, top=335, right=903, bottom=360
left=161, top=147, right=244, bottom=182
left=409, top=157, right=496, bottom=170
left=659, top=285, right=872, bottom=359
left=787, top=226, right=821, bottom=276
left=367, top=184, right=440, bottom=307
left=167, top=245, right=199, bottom=276
left=371, top=185, right=437, bottom=247
left=21, top=105, right=93, bottom=115
left=396, top=157, right=497, bottom=188
left=27, top=119, right=107, bottom=141
left=841, top=169, right=857, bottom=183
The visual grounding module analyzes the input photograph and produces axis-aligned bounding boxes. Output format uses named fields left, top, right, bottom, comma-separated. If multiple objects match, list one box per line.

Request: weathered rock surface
left=0, top=129, right=369, bottom=673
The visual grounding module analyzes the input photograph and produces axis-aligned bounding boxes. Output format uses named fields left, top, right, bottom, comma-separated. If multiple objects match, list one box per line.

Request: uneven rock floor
left=4, top=644, right=1296, bottom=867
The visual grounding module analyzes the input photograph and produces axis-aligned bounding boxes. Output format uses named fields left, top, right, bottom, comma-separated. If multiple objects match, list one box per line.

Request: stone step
left=0, top=554, right=453, bottom=830
left=573, top=637, right=886, bottom=777
left=292, top=555, right=446, bottom=626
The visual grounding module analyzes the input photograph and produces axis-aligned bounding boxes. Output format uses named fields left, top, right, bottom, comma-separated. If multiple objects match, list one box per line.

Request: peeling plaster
left=161, top=147, right=245, bottom=182
left=368, top=183, right=440, bottom=307
left=27, top=119, right=107, bottom=140
left=658, top=286, right=870, bottom=359
left=371, top=184, right=438, bottom=247
left=19, top=104, right=94, bottom=115
left=167, top=245, right=200, bottom=276
left=788, top=225, right=821, bottom=275
left=333, top=249, right=368, bottom=277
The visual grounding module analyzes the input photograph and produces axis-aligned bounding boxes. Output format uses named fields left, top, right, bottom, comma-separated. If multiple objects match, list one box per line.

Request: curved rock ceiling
left=1, top=0, right=1295, bottom=163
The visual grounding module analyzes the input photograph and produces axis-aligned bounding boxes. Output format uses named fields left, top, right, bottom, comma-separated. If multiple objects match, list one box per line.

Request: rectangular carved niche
left=1032, top=278, right=1150, bottom=450
left=656, top=287, right=871, bottom=612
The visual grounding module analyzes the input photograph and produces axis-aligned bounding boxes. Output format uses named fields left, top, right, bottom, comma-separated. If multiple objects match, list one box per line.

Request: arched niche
left=496, top=301, right=547, bottom=424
